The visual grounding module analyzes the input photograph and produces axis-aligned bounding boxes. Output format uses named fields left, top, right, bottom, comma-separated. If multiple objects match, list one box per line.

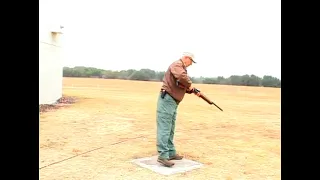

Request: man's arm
left=170, top=62, right=192, bottom=88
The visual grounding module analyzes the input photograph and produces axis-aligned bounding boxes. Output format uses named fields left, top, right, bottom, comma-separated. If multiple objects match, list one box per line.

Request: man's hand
left=186, top=87, right=193, bottom=94
left=188, top=87, right=201, bottom=97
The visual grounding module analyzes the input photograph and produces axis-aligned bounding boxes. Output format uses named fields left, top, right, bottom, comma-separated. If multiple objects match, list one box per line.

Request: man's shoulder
left=170, top=59, right=183, bottom=68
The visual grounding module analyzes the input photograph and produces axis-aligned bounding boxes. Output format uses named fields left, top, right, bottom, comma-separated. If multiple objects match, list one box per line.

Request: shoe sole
left=157, top=159, right=175, bottom=167
left=168, top=157, right=183, bottom=160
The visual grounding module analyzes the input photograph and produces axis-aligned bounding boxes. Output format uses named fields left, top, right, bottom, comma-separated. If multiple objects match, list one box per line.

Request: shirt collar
left=179, top=59, right=187, bottom=70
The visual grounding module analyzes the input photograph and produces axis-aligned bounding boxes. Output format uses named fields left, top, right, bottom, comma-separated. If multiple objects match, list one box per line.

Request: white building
left=39, top=0, right=64, bottom=104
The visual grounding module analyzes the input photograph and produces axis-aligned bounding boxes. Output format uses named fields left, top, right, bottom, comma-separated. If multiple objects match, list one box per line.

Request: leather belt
left=160, top=89, right=179, bottom=104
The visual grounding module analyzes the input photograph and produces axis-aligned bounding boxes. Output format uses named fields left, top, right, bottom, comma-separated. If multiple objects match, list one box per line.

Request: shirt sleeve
left=170, top=62, right=192, bottom=88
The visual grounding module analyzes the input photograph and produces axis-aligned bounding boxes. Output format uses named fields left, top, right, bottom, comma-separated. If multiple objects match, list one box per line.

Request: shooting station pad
left=132, top=156, right=203, bottom=175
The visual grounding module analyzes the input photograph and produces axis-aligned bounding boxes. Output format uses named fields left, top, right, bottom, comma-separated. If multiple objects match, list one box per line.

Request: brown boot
left=157, top=158, right=175, bottom=167
left=169, top=154, right=183, bottom=160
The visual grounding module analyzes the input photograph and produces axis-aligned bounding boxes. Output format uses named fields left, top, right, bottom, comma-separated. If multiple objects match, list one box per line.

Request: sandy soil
left=39, top=78, right=281, bottom=180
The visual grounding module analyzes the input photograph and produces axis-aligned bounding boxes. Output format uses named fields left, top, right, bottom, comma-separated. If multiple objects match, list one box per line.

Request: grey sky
left=59, top=0, right=281, bottom=79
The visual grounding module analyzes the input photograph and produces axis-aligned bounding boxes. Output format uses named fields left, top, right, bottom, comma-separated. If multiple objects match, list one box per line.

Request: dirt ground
left=39, top=77, right=281, bottom=180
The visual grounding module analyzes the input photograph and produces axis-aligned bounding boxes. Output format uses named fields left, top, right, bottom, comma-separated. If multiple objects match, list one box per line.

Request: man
left=156, top=52, right=200, bottom=167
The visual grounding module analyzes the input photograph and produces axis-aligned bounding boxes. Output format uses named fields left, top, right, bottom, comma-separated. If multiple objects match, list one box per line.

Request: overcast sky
left=57, top=0, right=281, bottom=79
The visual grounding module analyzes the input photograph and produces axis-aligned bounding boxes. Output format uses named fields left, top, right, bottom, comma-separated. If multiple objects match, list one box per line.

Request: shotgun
left=177, top=80, right=223, bottom=111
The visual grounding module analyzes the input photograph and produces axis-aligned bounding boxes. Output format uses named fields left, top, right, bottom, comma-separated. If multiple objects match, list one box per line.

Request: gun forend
left=193, top=88, right=223, bottom=111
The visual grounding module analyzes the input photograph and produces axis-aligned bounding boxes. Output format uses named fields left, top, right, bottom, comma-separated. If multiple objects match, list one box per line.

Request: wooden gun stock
left=193, top=88, right=223, bottom=111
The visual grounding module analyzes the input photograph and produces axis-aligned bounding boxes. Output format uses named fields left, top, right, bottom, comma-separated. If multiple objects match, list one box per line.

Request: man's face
left=185, top=56, right=193, bottom=67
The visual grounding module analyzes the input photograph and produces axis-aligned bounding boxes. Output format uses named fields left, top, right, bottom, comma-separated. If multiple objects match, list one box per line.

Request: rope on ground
left=39, top=135, right=145, bottom=170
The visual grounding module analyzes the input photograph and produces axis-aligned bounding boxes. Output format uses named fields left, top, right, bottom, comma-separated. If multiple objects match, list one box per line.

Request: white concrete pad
left=131, top=156, right=203, bottom=175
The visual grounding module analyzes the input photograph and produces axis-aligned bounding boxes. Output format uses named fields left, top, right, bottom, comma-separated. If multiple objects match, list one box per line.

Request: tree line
left=63, top=66, right=281, bottom=88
